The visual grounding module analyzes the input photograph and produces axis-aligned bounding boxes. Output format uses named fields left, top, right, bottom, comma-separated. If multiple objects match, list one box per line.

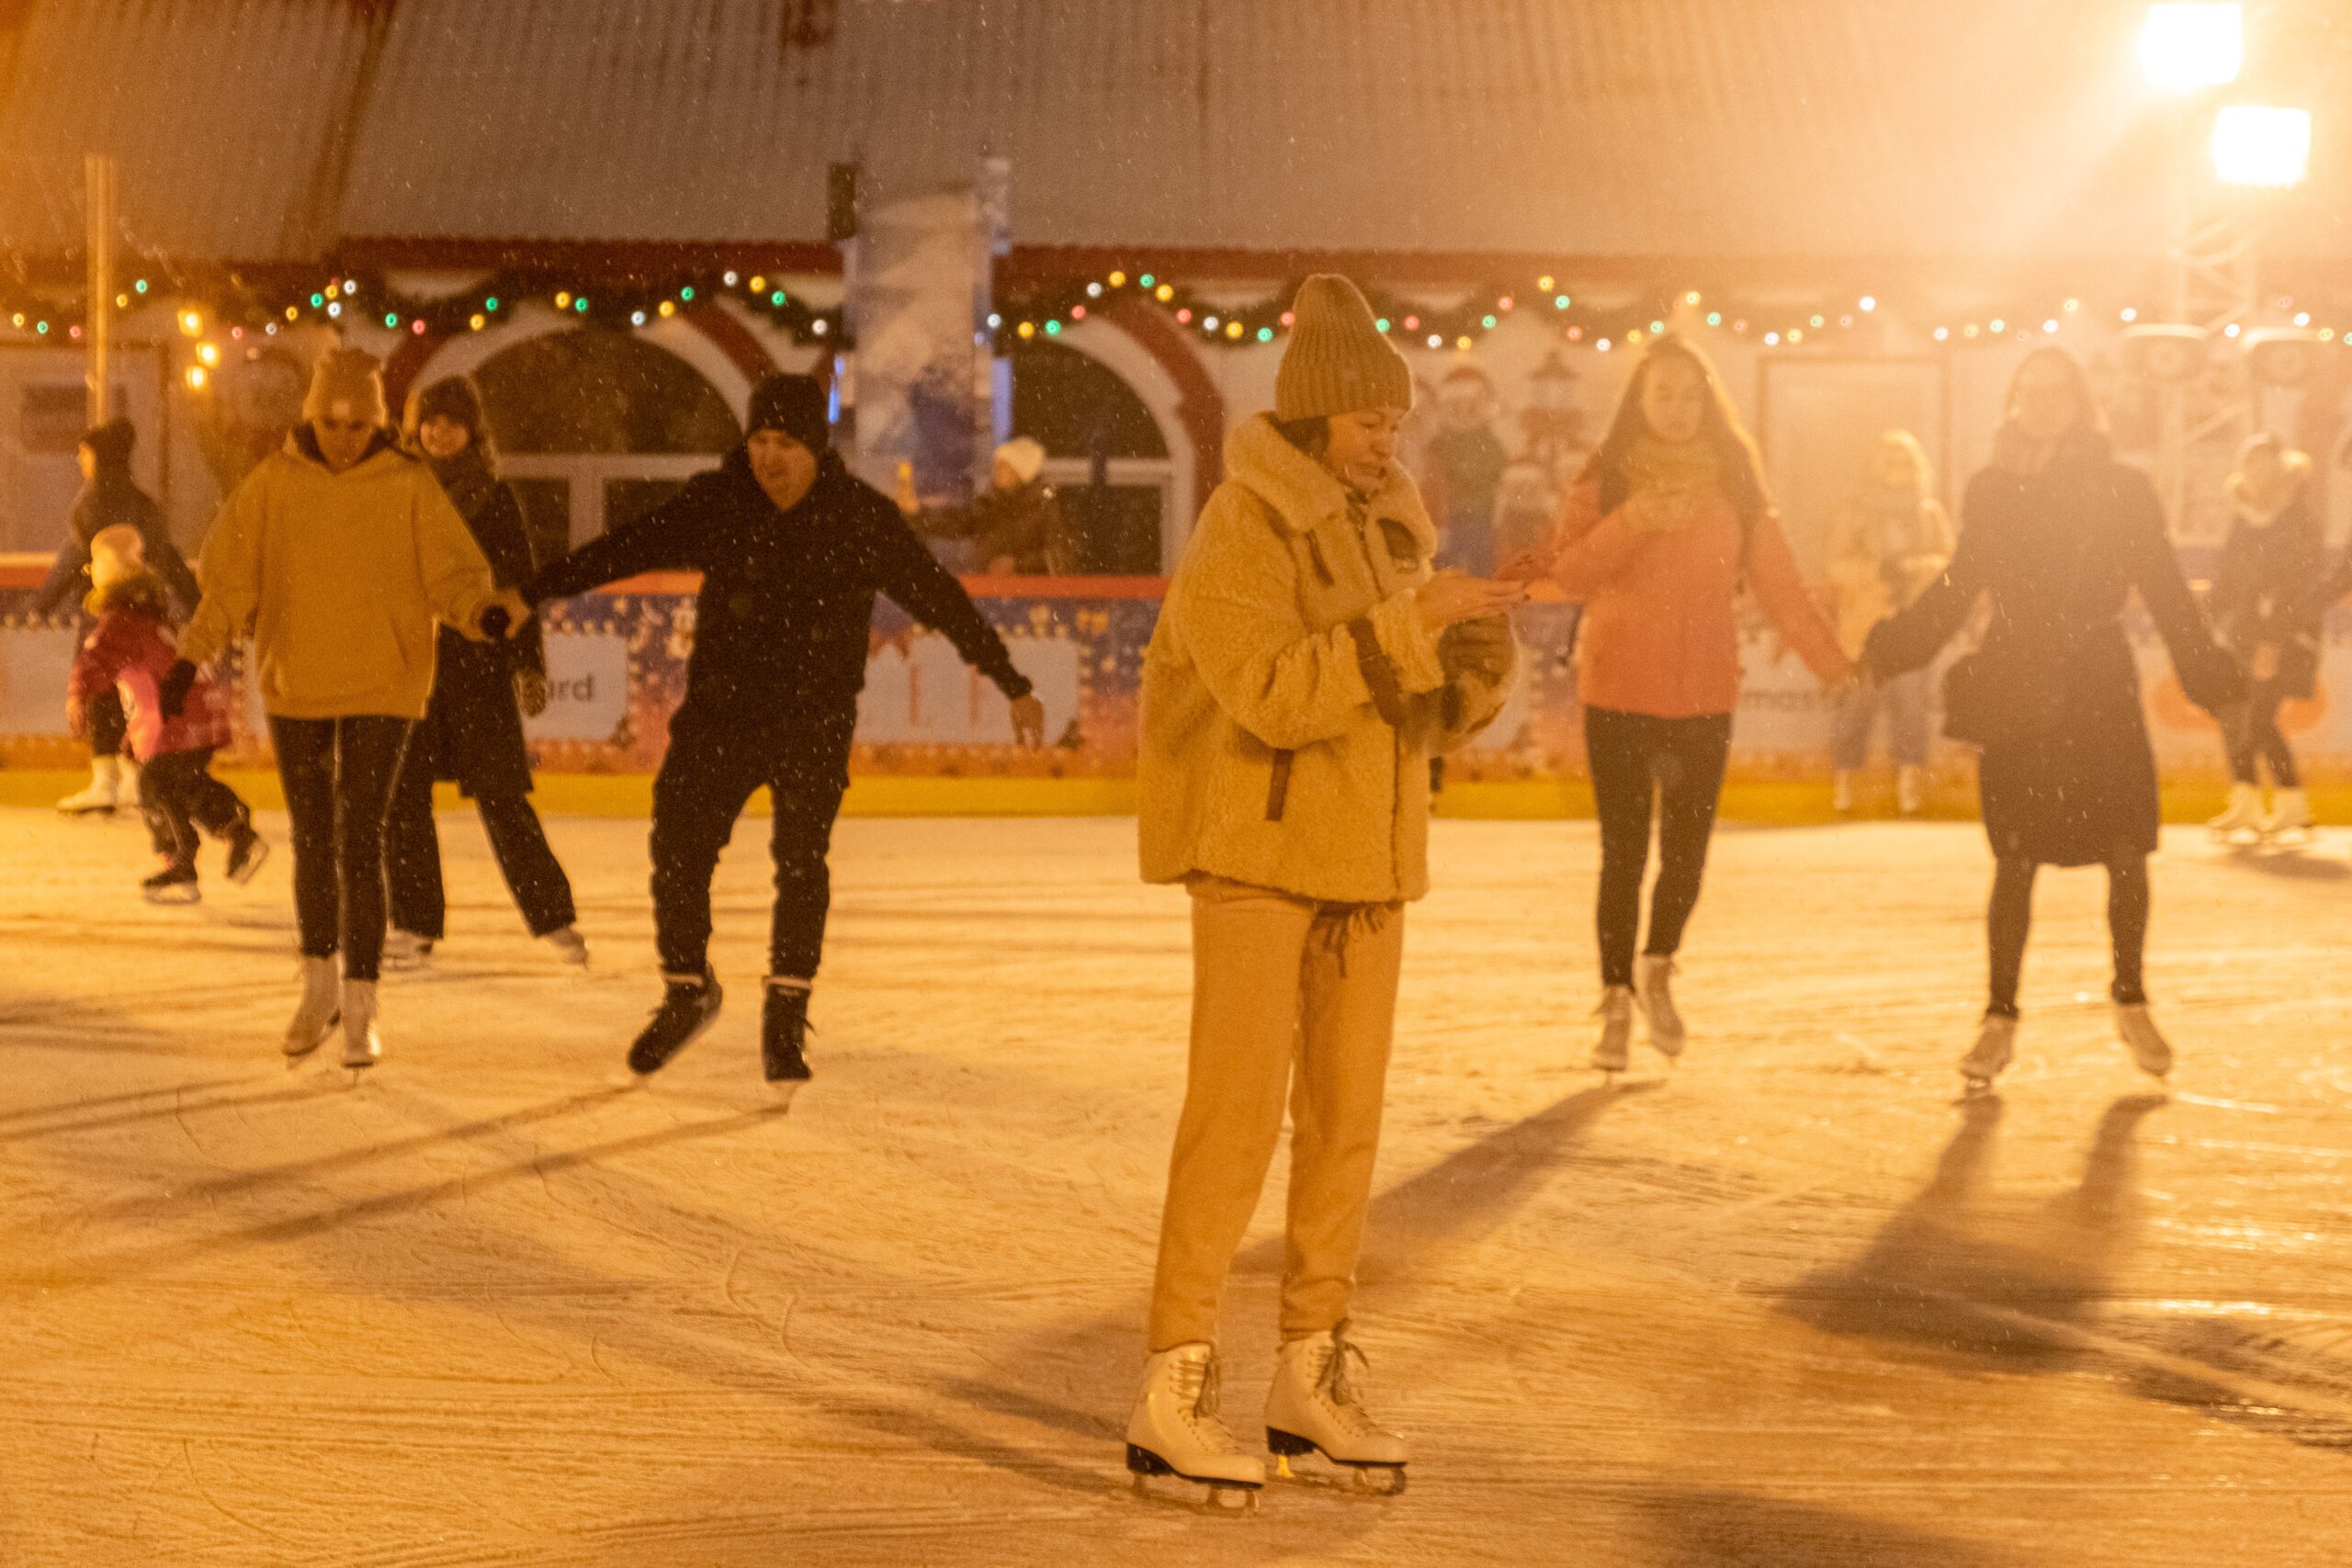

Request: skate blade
left=1267, top=1442, right=1408, bottom=1497
left=226, top=840, right=271, bottom=885
left=1124, top=1447, right=1261, bottom=1513
left=141, top=886, right=201, bottom=906
left=763, top=1078, right=806, bottom=1111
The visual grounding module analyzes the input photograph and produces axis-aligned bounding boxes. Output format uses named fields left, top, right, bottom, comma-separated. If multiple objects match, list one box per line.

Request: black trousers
left=269, top=716, right=413, bottom=982
left=2224, top=684, right=2300, bottom=788
left=86, top=688, right=128, bottom=760
left=1987, top=855, right=2148, bottom=1015
left=1585, top=706, right=1735, bottom=987
left=650, top=721, right=849, bottom=981
left=139, top=748, right=250, bottom=866
left=383, top=751, right=577, bottom=942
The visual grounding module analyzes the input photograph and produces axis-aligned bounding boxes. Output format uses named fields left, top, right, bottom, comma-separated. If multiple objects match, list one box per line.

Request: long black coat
left=2207, top=485, right=2325, bottom=701
left=408, top=447, right=542, bottom=799
left=32, top=469, right=198, bottom=620
left=1865, top=431, right=2241, bottom=866
left=527, top=446, right=1030, bottom=760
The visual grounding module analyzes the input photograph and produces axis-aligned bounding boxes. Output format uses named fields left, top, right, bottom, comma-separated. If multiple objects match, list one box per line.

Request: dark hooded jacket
left=526, top=446, right=1031, bottom=746
left=33, top=465, right=198, bottom=620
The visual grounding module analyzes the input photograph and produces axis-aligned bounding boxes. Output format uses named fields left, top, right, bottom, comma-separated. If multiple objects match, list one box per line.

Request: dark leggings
left=269, top=716, right=413, bottom=982
left=383, top=750, right=577, bottom=942
left=86, top=688, right=128, bottom=760
left=2225, top=690, right=2300, bottom=788
left=1986, top=854, right=2148, bottom=1017
left=1585, top=706, right=1735, bottom=987
left=139, top=748, right=251, bottom=866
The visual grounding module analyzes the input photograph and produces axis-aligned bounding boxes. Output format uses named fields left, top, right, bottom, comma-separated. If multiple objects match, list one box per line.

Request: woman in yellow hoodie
left=1124, top=276, right=1523, bottom=1505
left=168, top=349, right=526, bottom=1068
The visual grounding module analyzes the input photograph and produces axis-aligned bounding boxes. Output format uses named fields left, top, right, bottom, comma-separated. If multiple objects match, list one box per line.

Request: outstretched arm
left=526, top=480, right=705, bottom=604
left=2121, top=472, right=2243, bottom=714
left=872, top=508, right=1034, bottom=700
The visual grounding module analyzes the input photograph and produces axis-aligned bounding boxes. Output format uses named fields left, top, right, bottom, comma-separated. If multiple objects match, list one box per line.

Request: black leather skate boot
left=762, top=978, right=814, bottom=1086
left=628, top=970, right=724, bottom=1077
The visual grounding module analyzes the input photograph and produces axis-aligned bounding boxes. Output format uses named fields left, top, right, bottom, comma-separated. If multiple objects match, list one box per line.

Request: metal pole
left=85, top=152, right=113, bottom=427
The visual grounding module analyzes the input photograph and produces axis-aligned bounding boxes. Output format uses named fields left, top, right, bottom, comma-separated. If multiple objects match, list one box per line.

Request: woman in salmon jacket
left=1125, top=275, right=1523, bottom=1505
left=1504, top=334, right=1851, bottom=1071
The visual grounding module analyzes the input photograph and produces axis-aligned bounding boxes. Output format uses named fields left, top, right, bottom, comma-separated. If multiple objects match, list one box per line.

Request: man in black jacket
left=527, top=374, right=1045, bottom=1088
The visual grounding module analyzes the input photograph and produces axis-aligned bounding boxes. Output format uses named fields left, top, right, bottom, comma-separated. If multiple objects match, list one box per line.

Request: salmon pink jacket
left=1544, top=479, right=1846, bottom=718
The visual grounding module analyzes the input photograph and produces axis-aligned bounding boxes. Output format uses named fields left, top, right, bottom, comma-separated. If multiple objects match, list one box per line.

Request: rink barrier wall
left=9, top=560, right=2352, bottom=820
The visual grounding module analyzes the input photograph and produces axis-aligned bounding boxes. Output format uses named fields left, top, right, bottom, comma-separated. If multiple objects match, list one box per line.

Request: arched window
left=1010, top=340, right=1170, bottom=574
left=463, top=330, right=741, bottom=559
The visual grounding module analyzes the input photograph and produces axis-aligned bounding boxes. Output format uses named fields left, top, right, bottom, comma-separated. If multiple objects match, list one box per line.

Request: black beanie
left=79, top=418, right=135, bottom=471
left=405, top=375, right=488, bottom=447
left=746, top=374, right=829, bottom=453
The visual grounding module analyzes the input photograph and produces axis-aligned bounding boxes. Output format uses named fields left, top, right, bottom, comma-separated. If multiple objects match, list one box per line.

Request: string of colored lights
left=5, top=265, right=2349, bottom=365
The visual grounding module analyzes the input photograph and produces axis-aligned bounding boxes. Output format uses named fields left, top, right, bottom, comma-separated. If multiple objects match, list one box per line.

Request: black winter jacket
left=2207, top=485, right=2325, bottom=700
left=526, top=446, right=1031, bottom=736
left=33, top=469, right=198, bottom=619
left=410, top=446, right=542, bottom=797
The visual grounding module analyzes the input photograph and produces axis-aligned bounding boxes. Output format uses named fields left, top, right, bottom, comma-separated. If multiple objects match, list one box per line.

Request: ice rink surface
left=4, top=805, right=2350, bottom=1566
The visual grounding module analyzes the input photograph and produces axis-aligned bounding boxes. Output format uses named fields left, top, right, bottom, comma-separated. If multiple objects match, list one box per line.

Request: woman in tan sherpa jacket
left=1123, top=276, right=1523, bottom=1504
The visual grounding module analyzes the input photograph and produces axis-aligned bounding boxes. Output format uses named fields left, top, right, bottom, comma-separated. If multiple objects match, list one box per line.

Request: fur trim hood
left=1223, top=414, right=1436, bottom=554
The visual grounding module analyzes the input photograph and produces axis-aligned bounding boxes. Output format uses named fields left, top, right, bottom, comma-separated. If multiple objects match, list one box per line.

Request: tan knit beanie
left=302, top=346, right=389, bottom=426
left=1274, top=275, right=1413, bottom=422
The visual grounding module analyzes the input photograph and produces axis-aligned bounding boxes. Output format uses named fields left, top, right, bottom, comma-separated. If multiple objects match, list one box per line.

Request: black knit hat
left=404, top=375, right=488, bottom=448
left=78, top=418, right=135, bottom=471
left=746, top=374, right=829, bottom=453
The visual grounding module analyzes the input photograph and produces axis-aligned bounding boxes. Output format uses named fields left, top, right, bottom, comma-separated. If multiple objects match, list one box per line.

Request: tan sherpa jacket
left=181, top=430, right=501, bottom=720
left=1139, top=415, right=1517, bottom=904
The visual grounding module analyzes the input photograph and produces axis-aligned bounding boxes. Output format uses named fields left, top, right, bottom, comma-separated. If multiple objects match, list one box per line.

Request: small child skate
left=140, top=857, right=199, bottom=905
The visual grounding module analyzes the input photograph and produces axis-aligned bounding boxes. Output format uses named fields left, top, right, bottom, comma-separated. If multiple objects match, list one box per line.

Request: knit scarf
left=1626, top=435, right=1721, bottom=499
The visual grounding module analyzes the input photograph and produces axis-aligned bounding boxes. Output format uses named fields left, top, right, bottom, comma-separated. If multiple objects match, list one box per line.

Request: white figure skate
left=1124, top=1342, right=1262, bottom=1511
left=2207, top=783, right=2265, bottom=846
left=1634, top=954, right=1686, bottom=1060
left=341, top=979, right=382, bottom=1073
left=2263, top=787, right=2315, bottom=845
left=1591, top=985, right=1635, bottom=1074
left=1264, top=1322, right=1408, bottom=1495
left=283, top=956, right=341, bottom=1060
left=1961, top=1011, right=2018, bottom=1097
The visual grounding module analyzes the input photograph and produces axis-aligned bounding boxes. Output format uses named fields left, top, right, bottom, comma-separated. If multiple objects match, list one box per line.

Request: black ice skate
left=141, top=859, right=199, bottom=905
left=224, top=823, right=269, bottom=885
left=628, top=970, right=724, bottom=1077
left=762, top=978, right=815, bottom=1089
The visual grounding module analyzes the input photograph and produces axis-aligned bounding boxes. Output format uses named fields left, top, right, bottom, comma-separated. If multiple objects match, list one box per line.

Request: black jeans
left=1987, top=855, right=2148, bottom=1015
left=270, top=716, right=413, bottom=982
left=139, top=748, right=250, bottom=866
left=1585, top=706, right=1735, bottom=987
left=383, top=752, right=577, bottom=942
left=650, top=721, right=849, bottom=981
left=2224, top=685, right=2300, bottom=788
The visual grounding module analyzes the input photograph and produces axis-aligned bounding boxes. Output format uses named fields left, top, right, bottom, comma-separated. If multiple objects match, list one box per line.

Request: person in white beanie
left=166, top=347, right=530, bottom=1071
left=898, top=434, right=1077, bottom=574
left=1123, top=274, right=1522, bottom=1505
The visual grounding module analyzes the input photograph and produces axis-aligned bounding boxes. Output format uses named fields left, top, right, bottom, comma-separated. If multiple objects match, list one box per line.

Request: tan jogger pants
left=1147, top=875, right=1406, bottom=1350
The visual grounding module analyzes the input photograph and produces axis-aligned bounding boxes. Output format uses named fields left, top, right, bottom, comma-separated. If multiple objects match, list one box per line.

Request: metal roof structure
left=2, top=0, right=2346, bottom=271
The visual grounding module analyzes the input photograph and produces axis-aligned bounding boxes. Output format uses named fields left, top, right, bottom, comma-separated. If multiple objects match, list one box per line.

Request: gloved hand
left=158, top=659, right=197, bottom=719
left=1438, top=615, right=1515, bottom=682
left=469, top=590, right=532, bottom=643
left=514, top=668, right=550, bottom=718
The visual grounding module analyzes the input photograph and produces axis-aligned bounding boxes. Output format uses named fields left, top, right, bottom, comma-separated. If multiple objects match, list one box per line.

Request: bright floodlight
left=2139, top=3, right=2243, bottom=91
left=2211, top=105, right=2312, bottom=187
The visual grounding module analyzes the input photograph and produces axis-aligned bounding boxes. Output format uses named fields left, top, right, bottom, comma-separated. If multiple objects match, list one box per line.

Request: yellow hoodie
left=180, top=431, right=501, bottom=720
left=1139, top=415, right=1516, bottom=905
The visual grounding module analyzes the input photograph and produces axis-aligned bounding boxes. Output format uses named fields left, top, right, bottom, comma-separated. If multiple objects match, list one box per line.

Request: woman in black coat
left=1862, top=348, right=2242, bottom=1094
left=2201, top=436, right=2324, bottom=841
left=381, top=377, right=585, bottom=966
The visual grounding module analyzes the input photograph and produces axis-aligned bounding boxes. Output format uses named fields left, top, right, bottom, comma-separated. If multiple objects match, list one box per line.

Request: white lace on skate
left=1306, top=1328, right=1391, bottom=1444
left=1172, top=1349, right=1246, bottom=1458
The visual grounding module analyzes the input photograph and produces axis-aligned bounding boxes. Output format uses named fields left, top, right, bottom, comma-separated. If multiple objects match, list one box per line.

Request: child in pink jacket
left=67, top=526, right=267, bottom=903
left=1504, top=336, right=1849, bottom=1070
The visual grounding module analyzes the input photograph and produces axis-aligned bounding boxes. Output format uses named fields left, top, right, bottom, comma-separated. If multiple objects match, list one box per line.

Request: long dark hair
left=2001, top=346, right=2110, bottom=435
left=1582, top=334, right=1770, bottom=520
